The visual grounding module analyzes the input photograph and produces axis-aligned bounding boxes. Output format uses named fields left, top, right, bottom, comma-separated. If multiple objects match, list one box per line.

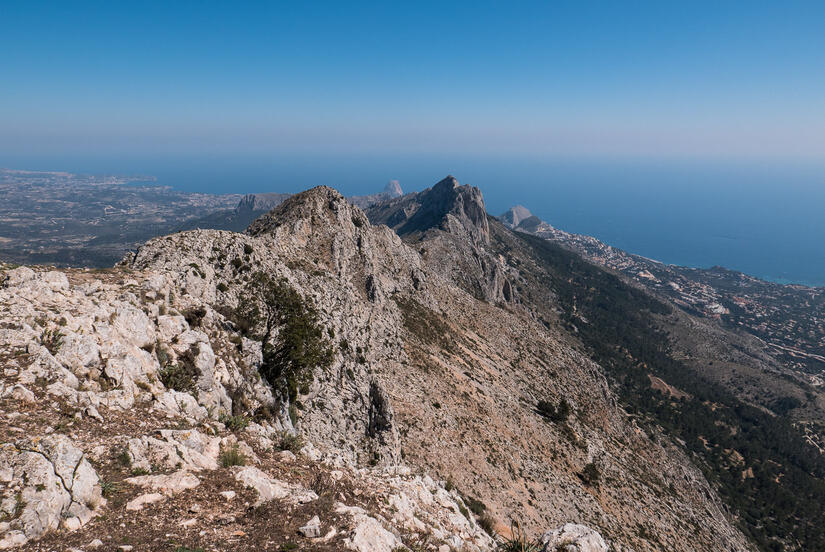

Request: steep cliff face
left=365, top=176, right=513, bottom=304
left=236, top=192, right=291, bottom=212
left=368, top=176, right=489, bottom=245
left=1, top=185, right=754, bottom=551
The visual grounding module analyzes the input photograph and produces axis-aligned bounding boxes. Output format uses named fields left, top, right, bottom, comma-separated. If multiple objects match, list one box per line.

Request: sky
left=2, top=0, right=825, bottom=161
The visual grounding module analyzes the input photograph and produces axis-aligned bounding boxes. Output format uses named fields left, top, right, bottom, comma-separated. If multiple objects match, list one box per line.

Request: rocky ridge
left=365, top=176, right=513, bottom=304
left=1, top=183, right=753, bottom=551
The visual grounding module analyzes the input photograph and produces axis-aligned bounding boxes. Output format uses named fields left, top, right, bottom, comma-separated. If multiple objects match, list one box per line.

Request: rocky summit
left=0, top=179, right=770, bottom=551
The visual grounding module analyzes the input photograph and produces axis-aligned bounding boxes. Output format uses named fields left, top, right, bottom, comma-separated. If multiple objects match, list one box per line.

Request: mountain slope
left=134, top=185, right=754, bottom=551
left=495, top=207, right=825, bottom=551
left=2, top=183, right=756, bottom=551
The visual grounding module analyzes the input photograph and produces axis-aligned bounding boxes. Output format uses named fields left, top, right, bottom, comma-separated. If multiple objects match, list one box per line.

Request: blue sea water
left=3, top=153, right=824, bottom=287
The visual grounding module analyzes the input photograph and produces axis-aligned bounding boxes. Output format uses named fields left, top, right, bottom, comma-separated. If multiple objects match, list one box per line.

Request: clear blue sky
left=1, top=0, right=824, bottom=160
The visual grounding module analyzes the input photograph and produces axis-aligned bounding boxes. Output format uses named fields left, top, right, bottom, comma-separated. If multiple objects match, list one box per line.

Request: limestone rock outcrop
left=540, top=523, right=608, bottom=552
left=0, top=435, right=104, bottom=547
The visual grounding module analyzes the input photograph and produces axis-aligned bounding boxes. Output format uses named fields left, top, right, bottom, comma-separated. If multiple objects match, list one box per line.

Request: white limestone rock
left=126, top=429, right=220, bottom=472
left=298, top=515, right=322, bottom=538
left=540, top=523, right=608, bottom=552
left=125, top=470, right=200, bottom=496
left=2, top=266, right=36, bottom=287
left=0, top=435, right=104, bottom=544
left=125, top=493, right=165, bottom=511
left=233, top=466, right=317, bottom=506
left=335, top=503, right=401, bottom=552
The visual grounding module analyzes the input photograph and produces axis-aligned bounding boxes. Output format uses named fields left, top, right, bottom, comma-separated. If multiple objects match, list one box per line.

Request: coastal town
left=0, top=169, right=241, bottom=267
left=505, top=208, right=825, bottom=377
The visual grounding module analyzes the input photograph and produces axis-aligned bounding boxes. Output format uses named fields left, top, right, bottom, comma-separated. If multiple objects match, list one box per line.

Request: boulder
left=126, top=429, right=220, bottom=472
left=233, top=466, right=317, bottom=506
left=539, top=523, right=608, bottom=552
left=335, top=503, right=401, bottom=552
left=298, top=515, right=322, bottom=538
left=125, top=470, right=200, bottom=496
left=3, top=266, right=36, bottom=287
left=0, top=435, right=103, bottom=544
left=125, top=493, right=165, bottom=511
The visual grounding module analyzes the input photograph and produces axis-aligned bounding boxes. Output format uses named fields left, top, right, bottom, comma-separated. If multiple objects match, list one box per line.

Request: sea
left=3, top=153, right=824, bottom=287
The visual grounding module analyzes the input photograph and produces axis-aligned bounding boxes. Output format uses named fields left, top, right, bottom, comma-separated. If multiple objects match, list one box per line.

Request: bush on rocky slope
left=233, top=271, right=334, bottom=404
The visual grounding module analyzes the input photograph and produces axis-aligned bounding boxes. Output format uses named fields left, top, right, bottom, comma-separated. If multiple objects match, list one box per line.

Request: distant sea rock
left=499, top=205, right=533, bottom=228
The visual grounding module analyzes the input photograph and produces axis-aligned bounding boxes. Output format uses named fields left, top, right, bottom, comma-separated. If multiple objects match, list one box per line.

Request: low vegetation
left=497, top=522, right=541, bottom=552
left=40, top=328, right=63, bottom=354
left=276, top=431, right=305, bottom=453
left=219, top=444, right=247, bottom=467
left=158, top=346, right=200, bottom=394
left=536, top=398, right=571, bottom=422
left=516, top=231, right=825, bottom=552
left=234, top=272, right=333, bottom=404
left=392, top=295, right=453, bottom=349
left=218, top=413, right=249, bottom=431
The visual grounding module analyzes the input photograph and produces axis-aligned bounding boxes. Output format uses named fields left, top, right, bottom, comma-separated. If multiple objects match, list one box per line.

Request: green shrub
left=40, top=328, right=64, bottom=355
left=155, top=342, right=171, bottom=366
left=497, top=522, right=541, bottom=552
left=276, top=432, right=305, bottom=453
left=243, top=243, right=254, bottom=255
left=216, top=282, right=229, bottom=292
left=219, top=413, right=249, bottom=431
left=234, top=272, right=333, bottom=404
left=159, top=360, right=198, bottom=394
left=183, top=306, right=207, bottom=327
left=219, top=445, right=247, bottom=467
left=536, top=398, right=571, bottom=422
left=100, top=481, right=121, bottom=498
left=116, top=449, right=132, bottom=467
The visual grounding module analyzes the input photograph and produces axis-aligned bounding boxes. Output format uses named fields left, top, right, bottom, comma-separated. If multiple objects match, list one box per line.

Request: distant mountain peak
left=383, top=179, right=403, bottom=198
left=432, top=175, right=459, bottom=192
left=246, top=185, right=369, bottom=237
left=499, top=205, right=533, bottom=228
left=370, top=175, right=489, bottom=244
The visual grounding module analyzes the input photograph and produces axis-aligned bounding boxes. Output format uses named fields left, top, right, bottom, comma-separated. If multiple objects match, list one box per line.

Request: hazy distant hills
left=176, top=192, right=292, bottom=233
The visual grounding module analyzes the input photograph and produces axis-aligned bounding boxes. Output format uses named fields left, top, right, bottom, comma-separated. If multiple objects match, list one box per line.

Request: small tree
left=536, top=398, right=571, bottom=422
left=235, top=272, right=333, bottom=404
left=579, top=462, right=601, bottom=486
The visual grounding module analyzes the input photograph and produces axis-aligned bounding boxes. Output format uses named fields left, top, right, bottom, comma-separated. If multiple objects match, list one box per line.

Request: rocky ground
left=1, top=185, right=754, bottom=551
left=0, top=265, right=495, bottom=551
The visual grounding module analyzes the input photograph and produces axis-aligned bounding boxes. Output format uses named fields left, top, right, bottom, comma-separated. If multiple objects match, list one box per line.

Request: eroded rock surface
left=0, top=435, right=104, bottom=547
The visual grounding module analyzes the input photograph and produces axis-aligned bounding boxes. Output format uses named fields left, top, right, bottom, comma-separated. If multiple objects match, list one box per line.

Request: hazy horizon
left=1, top=1, right=824, bottom=284
left=2, top=152, right=824, bottom=287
